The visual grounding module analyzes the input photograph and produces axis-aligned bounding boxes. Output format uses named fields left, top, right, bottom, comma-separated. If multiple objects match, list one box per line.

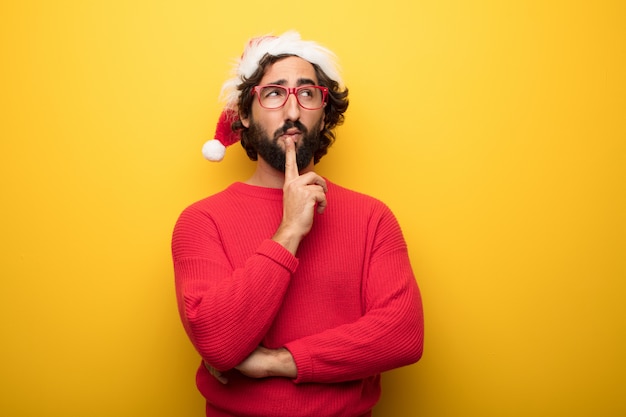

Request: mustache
left=272, top=120, right=308, bottom=140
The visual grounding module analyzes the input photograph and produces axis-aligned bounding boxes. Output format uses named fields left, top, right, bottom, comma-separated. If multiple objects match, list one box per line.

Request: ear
left=240, top=113, right=250, bottom=128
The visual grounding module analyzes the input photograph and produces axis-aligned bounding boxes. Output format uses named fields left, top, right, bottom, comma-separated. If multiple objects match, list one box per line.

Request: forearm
left=236, top=346, right=297, bottom=379
left=272, top=224, right=303, bottom=256
left=286, top=296, right=423, bottom=383
left=175, top=241, right=298, bottom=370
left=287, top=246, right=424, bottom=384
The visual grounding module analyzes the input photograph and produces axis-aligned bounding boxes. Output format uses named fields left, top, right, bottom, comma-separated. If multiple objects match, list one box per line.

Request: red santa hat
left=202, top=31, right=344, bottom=161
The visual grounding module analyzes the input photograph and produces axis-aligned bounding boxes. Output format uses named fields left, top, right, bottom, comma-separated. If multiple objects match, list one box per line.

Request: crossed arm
left=205, top=346, right=296, bottom=384
left=174, top=138, right=423, bottom=384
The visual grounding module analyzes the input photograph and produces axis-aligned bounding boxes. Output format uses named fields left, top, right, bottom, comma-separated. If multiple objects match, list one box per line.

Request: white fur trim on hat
left=220, top=30, right=343, bottom=111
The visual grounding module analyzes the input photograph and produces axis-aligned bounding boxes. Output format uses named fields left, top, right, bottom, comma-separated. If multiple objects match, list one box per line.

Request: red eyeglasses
left=252, top=85, right=328, bottom=110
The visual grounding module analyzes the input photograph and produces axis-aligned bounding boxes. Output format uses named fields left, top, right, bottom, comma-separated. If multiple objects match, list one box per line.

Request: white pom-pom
left=202, top=139, right=226, bottom=162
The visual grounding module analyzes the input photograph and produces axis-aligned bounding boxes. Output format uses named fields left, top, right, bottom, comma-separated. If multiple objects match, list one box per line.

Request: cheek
left=302, top=111, right=325, bottom=131
left=255, top=111, right=285, bottom=132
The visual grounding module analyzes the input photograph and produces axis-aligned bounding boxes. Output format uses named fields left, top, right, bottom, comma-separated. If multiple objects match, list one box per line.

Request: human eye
left=297, top=87, right=315, bottom=98
left=262, top=86, right=286, bottom=99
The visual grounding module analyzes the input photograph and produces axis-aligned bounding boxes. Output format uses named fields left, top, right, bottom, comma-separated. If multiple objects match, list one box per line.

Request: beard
left=245, top=119, right=322, bottom=172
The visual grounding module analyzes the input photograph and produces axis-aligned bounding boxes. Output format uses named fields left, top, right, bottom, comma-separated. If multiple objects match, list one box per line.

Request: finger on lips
left=283, top=137, right=298, bottom=181
left=283, top=137, right=328, bottom=198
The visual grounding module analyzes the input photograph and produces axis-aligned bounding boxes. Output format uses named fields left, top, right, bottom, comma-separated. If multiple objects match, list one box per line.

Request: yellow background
left=1, top=1, right=624, bottom=416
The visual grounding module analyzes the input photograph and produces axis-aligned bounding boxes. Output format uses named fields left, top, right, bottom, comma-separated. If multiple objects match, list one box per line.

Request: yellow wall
left=1, top=1, right=624, bottom=416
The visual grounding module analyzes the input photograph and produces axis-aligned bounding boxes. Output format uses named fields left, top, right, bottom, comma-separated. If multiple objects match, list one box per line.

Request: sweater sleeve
left=285, top=206, right=424, bottom=384
left=172, top=204, right=298, bottom=371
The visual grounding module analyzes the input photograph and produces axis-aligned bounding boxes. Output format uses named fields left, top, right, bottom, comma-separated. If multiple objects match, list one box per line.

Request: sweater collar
left=229, top=179, right=332, bottom=201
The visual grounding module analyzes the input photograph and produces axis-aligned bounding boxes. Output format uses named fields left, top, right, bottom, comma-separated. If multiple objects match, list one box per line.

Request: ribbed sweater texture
left=172, top=181, right=424, bottom=417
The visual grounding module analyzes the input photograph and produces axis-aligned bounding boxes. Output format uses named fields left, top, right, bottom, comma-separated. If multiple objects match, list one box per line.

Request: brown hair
left=232, top=54, right=349, bottom=164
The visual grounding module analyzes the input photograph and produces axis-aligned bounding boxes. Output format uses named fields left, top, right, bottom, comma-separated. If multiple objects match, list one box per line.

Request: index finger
left=283, top=137, right=299, bottom=182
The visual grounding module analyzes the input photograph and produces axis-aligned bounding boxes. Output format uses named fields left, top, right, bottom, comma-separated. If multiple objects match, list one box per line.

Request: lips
left=279, top=128, right=302, bottom=143
left=284, top=128, right=302, bottom=136
left=274, top=121, right=306, bottom=143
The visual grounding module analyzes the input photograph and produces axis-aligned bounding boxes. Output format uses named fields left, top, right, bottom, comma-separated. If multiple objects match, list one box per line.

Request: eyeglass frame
left=251, top=84, right=329, bottom=110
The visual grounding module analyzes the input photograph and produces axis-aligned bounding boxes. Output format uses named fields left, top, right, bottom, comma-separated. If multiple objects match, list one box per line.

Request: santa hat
left=202, top=31, right=343, bottom=162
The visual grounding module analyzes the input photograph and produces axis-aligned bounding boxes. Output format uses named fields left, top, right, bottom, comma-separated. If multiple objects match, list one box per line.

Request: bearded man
left=172, top=31, right=424, bottom=417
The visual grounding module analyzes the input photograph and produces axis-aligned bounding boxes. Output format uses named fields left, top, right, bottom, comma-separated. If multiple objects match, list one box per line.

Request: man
left=172, top=31, right=424, bottom=417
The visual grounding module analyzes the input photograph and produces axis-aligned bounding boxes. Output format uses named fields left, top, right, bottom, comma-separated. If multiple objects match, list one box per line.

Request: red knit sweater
left=172, top=181, right=424, bottom=417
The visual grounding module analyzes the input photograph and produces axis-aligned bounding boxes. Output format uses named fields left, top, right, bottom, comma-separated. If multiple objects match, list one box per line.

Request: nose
left=283, top=92, right=301, bottom=121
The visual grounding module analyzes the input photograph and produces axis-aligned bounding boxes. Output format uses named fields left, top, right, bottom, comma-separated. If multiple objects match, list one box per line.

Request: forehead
left=260, top=56, right=319, bottom=85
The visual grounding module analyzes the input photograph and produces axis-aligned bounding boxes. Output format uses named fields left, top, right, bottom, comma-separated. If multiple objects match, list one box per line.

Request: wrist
left=272, top=226, right=303, bottom=256
left=269, top=347, right=297, bottom=379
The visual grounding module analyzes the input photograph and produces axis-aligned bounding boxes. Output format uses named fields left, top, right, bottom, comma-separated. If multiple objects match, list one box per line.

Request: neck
left=246, top=157, right=314, bottom=189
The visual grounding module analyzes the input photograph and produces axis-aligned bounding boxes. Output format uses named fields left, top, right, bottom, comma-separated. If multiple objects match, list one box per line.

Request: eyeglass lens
left=258, top=85, right=324, bottom=109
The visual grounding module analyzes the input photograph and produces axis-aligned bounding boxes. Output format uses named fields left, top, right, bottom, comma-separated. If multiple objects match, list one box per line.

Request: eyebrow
left=268, top=78, right=318, bottom=86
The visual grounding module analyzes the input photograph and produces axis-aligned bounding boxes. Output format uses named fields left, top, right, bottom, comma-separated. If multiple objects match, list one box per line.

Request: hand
left=204, top=361, right=228, bottom=385
left=235, top=346, right=297, bottom=379
left=273, top=137, right=327, bottom=255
